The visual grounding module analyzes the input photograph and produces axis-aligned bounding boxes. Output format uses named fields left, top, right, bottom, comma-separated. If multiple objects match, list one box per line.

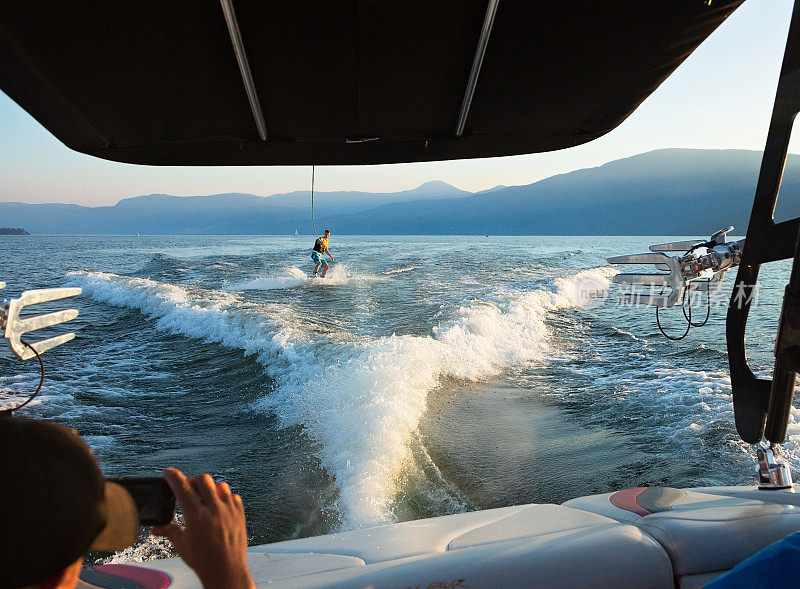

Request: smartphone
left=108, top=477, right=176, bottom=526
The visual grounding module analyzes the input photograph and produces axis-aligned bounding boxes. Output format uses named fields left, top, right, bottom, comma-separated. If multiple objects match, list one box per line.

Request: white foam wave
left=68, top=271, right=296, bottom=363
left=781, top=405, right=800, bottom=471
left=68, top=266, right=616, bottom=530
left=257, top=266, right=617, bottom=527
left=227, top=267, right=310, bottom=290
left=314, top=263, right=363, bottom=285
left=101, top=529, right=177, bottom=564
left=0, top=374, right=75, bottom=414
left=226, top=263, right=383, bottom=291
left=565, top=348, right=770, bottom=481
left=610, top=326, right=650, bottom=345
left=380, top=266, right=416, bottom=275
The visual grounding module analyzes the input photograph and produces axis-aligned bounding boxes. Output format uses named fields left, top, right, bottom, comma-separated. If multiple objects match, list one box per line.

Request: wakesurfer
left=312, top=229, right=334, bottom=277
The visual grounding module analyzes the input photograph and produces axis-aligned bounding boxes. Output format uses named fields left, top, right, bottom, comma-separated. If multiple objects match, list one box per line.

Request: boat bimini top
left=0, top=1, right=742, bottom=166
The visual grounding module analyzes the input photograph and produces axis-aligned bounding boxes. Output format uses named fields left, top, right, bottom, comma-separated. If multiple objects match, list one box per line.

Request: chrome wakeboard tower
left=608, top=227, right=742, bottom=308
left=608, top=0, right=800, bottom=490
left=0, top=283, right=81, bottom=360
left=0, top=282, right=81, bottom=414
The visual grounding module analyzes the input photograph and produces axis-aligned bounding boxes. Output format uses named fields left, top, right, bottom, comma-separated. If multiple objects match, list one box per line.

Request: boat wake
left=225, top=264, right=384, bottom=291
left=68, top=266, right=616, bottom=530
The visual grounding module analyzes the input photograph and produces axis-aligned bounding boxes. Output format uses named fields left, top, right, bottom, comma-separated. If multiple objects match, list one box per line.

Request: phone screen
left=107, top=476, right=176, bottom=526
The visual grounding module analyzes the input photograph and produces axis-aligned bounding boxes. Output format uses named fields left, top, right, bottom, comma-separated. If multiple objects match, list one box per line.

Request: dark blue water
left=0, top=234, right=793, bottom=561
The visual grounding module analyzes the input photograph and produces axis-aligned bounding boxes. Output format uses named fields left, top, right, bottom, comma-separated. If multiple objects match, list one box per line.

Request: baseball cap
left=0, top=416, right=139, bottom=588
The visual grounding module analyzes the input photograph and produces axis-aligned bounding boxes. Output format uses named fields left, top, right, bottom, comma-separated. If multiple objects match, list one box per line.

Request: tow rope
left=310, top=165, right=318, bottom=237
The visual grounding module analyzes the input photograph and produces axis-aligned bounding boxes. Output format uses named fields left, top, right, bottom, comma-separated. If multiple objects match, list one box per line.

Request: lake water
left=0, top=234, right=796, bottom=561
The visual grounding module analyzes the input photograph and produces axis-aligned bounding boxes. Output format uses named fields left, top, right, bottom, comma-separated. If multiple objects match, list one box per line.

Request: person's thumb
left=151, top=521, right=184, bottom=548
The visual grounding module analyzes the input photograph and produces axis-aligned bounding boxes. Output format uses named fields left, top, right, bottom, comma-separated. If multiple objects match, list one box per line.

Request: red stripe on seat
left=609, top=487, right=651, bottom=516
left=93, top=564, right=171, bottom=589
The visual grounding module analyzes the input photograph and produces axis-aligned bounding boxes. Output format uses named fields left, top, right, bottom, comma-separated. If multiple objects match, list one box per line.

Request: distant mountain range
left=2, top=149, right=799, bottom=235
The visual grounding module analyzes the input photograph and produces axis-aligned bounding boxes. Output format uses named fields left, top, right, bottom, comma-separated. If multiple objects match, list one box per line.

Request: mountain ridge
left=3, top=149, right=798, bottom=235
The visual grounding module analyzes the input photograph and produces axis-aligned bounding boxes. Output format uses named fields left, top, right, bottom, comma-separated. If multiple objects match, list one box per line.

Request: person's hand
left=151, top=468, right=255, bottom=589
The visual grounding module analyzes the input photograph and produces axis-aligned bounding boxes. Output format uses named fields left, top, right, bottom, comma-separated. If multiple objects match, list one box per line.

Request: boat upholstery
left=636, top=503, right=800, bottom=576
left=124, top=504, right=675, bottom=588
left=564, top=487, right=767, bottom=523
left=93, top=486, right=800, bottom=588
left=566, top=486, right=800, bottom=587
left=678, top=571, right=728, bottom=589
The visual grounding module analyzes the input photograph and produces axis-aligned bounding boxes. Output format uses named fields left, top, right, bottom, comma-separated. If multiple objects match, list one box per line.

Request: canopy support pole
left=454, top=0, right=499, bottom=137
left=220, top=0, right=268, bottom=141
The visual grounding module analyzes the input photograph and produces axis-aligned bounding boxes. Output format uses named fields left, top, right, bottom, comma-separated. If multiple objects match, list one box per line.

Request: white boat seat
left=109, top=504, right=675, bottom=588
left=565, top=486, right=800, bottom=587
left=636, top=503, right=800, bottom=577
left=564, top=486, right=766, bottom=523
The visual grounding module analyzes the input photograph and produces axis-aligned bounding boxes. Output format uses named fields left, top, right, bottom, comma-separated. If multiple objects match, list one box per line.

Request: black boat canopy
left=0, top=1, right=743, bottom=166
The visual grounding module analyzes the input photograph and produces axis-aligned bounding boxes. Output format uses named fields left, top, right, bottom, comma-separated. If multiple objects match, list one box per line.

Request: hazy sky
left=0, top=0, right=797, bottom=206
